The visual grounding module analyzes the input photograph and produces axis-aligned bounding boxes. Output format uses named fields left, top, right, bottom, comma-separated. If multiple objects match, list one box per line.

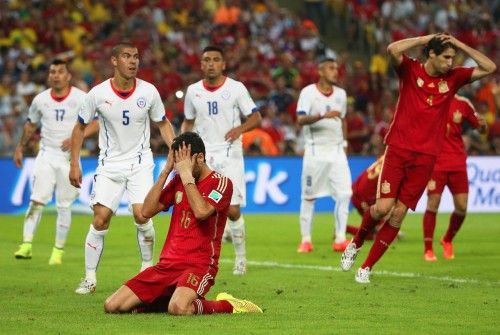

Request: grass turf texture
left=1, top=213, right=499, bottom=334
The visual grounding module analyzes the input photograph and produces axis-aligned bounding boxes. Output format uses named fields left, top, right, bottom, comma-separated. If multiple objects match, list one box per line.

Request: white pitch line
left=219, top=259, right=500, bottom=286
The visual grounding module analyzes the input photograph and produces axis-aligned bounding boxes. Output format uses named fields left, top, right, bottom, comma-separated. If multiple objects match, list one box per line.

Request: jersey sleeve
left=462, top=98, right=480, bottom=128
left=159, top=174, right=181, bottom=210
left=183, top=86, right=196, bottom=120
left=149, top=85, right=167, bottom=122
left=204, top=175, right=233, bottom=212
left=78, top=90, right=97, bottom=124
left=296, top=87, right=312, bottom=116
left=394, top=54, right=413, bottom=78
left=340, top=89, right=347, bottom=118
left=27, top=95, right=42, bottom=124
left=236, top=82, right=258, bottom=117
left=451, top=66, right=474, bottom=90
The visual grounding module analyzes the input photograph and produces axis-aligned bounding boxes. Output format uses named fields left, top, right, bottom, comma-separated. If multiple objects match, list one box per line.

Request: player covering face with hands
left=104, top=132, right=262, bottom=315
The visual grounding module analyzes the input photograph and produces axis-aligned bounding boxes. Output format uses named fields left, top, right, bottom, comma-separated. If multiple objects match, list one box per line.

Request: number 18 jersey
left=184, top=77, right=257, bottom=152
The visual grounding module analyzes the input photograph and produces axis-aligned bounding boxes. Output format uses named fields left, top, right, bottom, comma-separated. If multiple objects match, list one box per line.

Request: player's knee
left=227, top=207, right=241, bottom=221
left=373, top=203, right=391, bottom=218
left=92, top=216, right=110, bottom=230
left=167, top=301, right=193, bottom=316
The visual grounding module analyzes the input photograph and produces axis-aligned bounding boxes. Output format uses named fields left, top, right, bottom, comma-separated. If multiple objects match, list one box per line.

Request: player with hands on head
left=341, top=32, right=496, bottom=284
left=104, top=132, right=262, bottom=315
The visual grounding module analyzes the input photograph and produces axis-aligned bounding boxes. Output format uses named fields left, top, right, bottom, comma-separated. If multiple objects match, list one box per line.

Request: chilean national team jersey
left=296, top=83, right=347, bottom=156
left=385, top=55, right=473, bottom=156
left=434, top=95, right=479, bottom=171
left=158, top=171, right=233, bottom=270
left=352, top=155, right=384, bottom=204
left=184, top=77, right=257, bottom=152
left=28, top=86, right=86, bottom=157
left=78, top=78, right=166, bottom=165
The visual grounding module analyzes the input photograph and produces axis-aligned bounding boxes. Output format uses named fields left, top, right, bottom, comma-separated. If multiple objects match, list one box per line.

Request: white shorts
left=301, top=150, right=353, bottom=200
left=31, top=150, right=79, bottom=207
left=90, top=161, right=154, bottom=213
left=206, top=149, right=246, bottom=207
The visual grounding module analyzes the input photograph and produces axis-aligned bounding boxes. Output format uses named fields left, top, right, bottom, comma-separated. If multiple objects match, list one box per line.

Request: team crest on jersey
left=453, top=110, right=462, bottom=123
left=221, top=90, right=231, bottom=100
left=438, top=80, right=449, bottom=93
left=427, top=179, right=436, bottom=191
left=417, top=77, right=424, bottom=87
left=208, top=190, right=223, bottom=203
left=175, top=191, right=183, bottom=204
left=381, top=180, right=391, bottom=194
left=136, top=97, right=147, bottom=108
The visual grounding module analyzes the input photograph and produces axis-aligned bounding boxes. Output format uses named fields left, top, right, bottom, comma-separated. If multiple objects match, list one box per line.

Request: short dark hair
left=51, top=59, right=67, bottom=67
left=111, top=41, right=137, bottom=58
left=423, top=36, right=456, bottom=58
left=171, top=132, right=206, bottom=157
left=202, top=45, right=224, bottom=57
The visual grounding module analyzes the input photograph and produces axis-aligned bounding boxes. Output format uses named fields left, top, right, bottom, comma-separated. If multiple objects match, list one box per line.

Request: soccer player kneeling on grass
left=104, top=132, right=262, bottom=315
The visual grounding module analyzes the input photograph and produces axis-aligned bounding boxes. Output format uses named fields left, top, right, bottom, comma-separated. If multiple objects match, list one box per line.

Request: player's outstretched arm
left=142, top=150, right=173, bottom=219
left=175, top=144, right=215, bottom=220
left=69, top=122, right=87, bottom=188
left=225, top=111, right=262, bottom=143
left=13, top=121, right=38, bottom=168
left=156, top=119, right=175, bottom=148
left=443, top=35, right=496, bottom=82
left=387, top=34, right=438, bottom=66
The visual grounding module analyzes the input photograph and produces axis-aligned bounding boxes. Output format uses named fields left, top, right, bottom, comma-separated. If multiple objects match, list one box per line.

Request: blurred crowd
left=1, top=0, right=499, bottom=158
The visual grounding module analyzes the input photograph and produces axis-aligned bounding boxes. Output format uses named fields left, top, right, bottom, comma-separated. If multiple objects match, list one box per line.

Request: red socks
left=192, top=299, right=233, bottom=315
left=423, top=210, right=437, bottom=251
left=361, top=223, right=400, bottom=269
left=346, top=225, right=359, bottom=235
left=353, top=207, right=381, bottom=248
left=443, top=212, right=465, bottom=242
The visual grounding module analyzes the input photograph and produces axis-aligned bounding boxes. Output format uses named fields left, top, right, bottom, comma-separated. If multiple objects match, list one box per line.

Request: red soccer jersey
left=158, top=171, right=233, bottom=270
left=352, top=155, right=384, bottom=205
left=385, top=54, right=473, bottom=156
left=434, top=95, right=480, bottom=171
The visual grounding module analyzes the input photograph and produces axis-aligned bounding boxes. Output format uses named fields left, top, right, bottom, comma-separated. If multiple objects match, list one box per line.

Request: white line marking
left=219, top=259, right=500, bottom=286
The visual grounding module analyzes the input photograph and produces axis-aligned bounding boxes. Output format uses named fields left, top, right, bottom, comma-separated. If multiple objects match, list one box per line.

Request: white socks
left=84, top=224, right=108, bottom=282
left=229, top=216, right=246, bottom=259
left=334, top=195, right=350, bottom=243
left=136, top=220, right=155, bottom=270
left=300, top=199, right=315, bottom=243
left=22, top=202, right=43, bottom=243
left=55, top=207, right=71, bottom=249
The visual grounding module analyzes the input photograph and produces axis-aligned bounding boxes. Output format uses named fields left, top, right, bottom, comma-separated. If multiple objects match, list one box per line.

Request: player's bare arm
left=443, top=34, right=496, bottom=82
left=175, top=143, right=215, bottom=220
left=69, top=122, right=87, bottom=188
left=141, top=150, right=174, bottom=219
left=225, top=112, right=262, bottom=143
left=181, top=119, right=194, bottom=133
left=155, top=119, right=176, bottom=148
left=14, top=121, right=38, bottom=168
left=387, top=34, right=438, bottom=66
left=61, top=119, right=100, bottom=152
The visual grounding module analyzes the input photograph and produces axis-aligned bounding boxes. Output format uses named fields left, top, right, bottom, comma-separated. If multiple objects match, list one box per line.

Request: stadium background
left=0, top=0, right=498, bottom=214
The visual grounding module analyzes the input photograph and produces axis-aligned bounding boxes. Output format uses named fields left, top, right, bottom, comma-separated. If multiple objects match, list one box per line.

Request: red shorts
left=377, top=146, right=436, bottom=210
left=125, top=262, right=217, bottom=304
left=427, top=170, right=469, bottom=195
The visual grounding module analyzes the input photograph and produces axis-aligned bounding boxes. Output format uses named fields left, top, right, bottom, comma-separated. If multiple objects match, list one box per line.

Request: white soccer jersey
left=28, top=86, right=87, bottom=156
left=78, top=78, right=166, bottom=165
left=184, top=77, right=257, bottom=152
left=296, top=84, right=347, bottom=156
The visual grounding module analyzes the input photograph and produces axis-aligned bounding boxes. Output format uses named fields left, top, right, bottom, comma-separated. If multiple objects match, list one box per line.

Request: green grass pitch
left=1, top=212, right=499, bottom=334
